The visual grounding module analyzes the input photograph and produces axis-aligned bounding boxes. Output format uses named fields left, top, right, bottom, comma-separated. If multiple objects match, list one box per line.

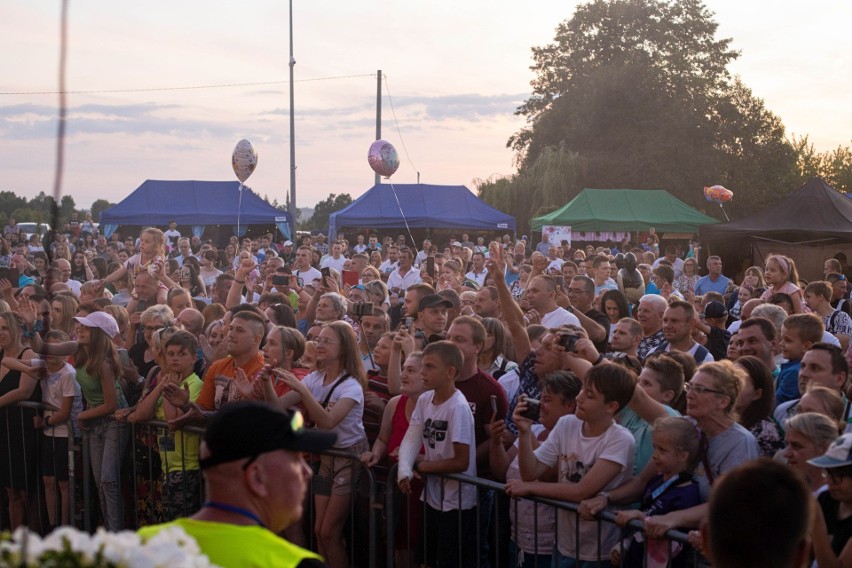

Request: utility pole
left=374, top=70, right=382, bottom=187
left=288, top=0, right=297, bottom=238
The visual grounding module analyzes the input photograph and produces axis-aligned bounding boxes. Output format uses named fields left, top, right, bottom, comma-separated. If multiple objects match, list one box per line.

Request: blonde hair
left=766, top=255, right=799, bottom=287
left=317, top=321, right=366, bottom=390
left=695, top=360, right=743, bottom=416
left=141, top=227, right=167, bottom=260
left=52, top=294, right=80, bottom=335
left=785, top=411, right=841, bottom=449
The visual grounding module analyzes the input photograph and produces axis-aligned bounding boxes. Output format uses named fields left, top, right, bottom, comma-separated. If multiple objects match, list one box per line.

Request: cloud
left=260, top=92, right=526, bottom=123
left=0, top=101, right=251, bottom=140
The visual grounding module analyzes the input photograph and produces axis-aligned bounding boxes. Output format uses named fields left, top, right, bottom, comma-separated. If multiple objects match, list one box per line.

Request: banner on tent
left=542, top=225, right=572, bottom=248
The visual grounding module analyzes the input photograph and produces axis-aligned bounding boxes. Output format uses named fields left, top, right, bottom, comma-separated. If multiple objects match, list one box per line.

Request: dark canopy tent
left=700, top=178, right=852, bottom=280
left=531, top=188, right=718, bottom=233
left=100, top=180, right=291, bottom=240
left=328, top=183, right=516, bottom=238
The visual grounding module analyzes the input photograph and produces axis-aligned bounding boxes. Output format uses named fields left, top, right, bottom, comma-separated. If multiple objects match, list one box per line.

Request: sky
left=1, top=1, right=850, bottom=211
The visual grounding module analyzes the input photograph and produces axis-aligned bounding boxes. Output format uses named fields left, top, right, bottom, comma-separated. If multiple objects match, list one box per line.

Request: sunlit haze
left=1, top=1, right=849, bottom=209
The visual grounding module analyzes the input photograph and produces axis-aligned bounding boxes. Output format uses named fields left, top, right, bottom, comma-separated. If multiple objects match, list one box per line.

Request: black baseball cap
left=419, top=293, right=453, bottom=312
left=199, top=402, right=336, bottom=470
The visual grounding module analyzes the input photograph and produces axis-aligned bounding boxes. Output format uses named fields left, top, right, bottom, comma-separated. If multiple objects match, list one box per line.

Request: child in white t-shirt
left=506, top=363, right=637, bottom=566
left=3, top=330, right=82, bottom=528
left=398, top=341, right=477, bottom=568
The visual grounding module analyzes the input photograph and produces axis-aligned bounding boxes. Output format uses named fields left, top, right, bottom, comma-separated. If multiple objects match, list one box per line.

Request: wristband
left=234, top=279, right=246, bottom=285
left=599, top=491, right=609, bottom=505
left=593, top=354, right=605, bottom=365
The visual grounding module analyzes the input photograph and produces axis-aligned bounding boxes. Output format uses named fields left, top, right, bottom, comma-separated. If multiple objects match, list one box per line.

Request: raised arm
left=487, top=242, right=532, bottom=360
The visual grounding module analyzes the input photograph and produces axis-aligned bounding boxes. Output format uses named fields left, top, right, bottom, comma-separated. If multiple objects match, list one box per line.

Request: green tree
left=90, top=199, right=113, bottom=221
left=501, top=0, right=797, bottom=219
left=792, top=136, right=852, bottom=193
left=477, top=144, right=585, bottom=236
left=304, top=193, right=352, bottom=231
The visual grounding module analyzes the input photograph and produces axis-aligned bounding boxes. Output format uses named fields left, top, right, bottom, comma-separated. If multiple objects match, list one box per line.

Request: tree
left=792, top=136, right=852, bottom=194
left=90, top=199, right=113, bottom=222
left=303, top=193, right=352, bottom=232
left=499, top=0, right=797, bottom=218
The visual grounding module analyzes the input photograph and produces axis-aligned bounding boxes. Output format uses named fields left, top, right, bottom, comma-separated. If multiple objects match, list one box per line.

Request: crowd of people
left=0, top=219, right=850, bottom=568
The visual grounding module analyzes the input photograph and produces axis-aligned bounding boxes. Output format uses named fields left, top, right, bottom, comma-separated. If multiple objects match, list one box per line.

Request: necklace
left=202, top=501, right=266, bottom=528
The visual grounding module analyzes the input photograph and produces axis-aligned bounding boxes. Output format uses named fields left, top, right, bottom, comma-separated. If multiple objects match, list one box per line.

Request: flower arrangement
left=0, top=525, right=216, bottom=567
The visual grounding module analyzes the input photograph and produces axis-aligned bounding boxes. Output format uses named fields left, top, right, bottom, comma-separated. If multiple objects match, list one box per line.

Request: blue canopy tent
left=328, top=183, right=516, bottom=238
left=100, top=180, right=291, bottom=240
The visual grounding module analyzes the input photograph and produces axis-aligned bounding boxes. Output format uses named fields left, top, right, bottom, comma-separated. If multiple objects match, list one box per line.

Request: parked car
left=16, top=222, right=51, bottom=241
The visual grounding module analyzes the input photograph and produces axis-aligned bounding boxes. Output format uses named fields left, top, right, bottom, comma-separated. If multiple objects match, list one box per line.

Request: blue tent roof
left=328, top=184, right=515, bottom=238
left=100, top=180, right=291, bottom=226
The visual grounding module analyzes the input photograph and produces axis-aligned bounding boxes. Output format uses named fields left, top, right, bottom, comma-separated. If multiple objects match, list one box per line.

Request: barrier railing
left=4, top=402, right=701, bottom=568
left=385, top=463, right=702, bottom=568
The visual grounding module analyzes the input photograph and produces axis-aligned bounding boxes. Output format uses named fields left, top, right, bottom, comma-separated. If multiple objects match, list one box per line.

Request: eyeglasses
left=567, top=287, right=588, bottom=295
left=684, top=383, right=727, bottom=396
left=314, top=337, right=338, bottom=346
left=822, top=469, right=850, bottom=483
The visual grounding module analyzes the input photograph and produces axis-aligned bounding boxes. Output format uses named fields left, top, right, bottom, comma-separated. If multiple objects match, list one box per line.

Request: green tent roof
left=531, top=188, right=719, bottom=233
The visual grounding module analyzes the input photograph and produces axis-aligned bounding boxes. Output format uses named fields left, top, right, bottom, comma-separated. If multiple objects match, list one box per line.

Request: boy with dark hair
left=397, top=341, right=477, bottom=568
left=506, top=364, right=636, bottom=566
left=132, top=330, right=204, bottom=518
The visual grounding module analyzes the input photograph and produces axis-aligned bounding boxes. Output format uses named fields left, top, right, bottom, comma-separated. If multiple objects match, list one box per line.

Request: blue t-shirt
left=694, top=274, right=731, bottom=295
left=776, top=359, right=801, bottom=404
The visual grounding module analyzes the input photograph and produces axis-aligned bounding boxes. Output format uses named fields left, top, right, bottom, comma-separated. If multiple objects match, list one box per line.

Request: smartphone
left=342, top=270, right=360, bottom=287
left=320, top=267, right=332, bottom=283
left=520, top=398, right=541, bottom=421
left=180, top=266, right=191, bottom=280
left=117, top=348, right=130, bottom=367
left=558, top=333, right=579, bottom=352
left=272, top=274, right=290, bottom=286
left=553, top=275, right=564, bottom=288
left=405, top=316, right=414, bottom=330
left=490, top=394, right=498, bottom=416
left=426, top=256, right=435, bottom=277
left=0, top=267, right=19, bottom=286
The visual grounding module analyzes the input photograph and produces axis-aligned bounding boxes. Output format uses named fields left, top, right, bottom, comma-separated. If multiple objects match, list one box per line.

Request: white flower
left=0, top=525, right=216, bottom=568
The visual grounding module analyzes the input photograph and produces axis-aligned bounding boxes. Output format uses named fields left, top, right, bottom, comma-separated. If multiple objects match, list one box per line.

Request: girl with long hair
left=51, top=294, right=80, bottom=337
left=762, top=254, right=805, bottom=313
left=266, top=320, right=367, bottom=568
left=28, top=308, right=128, bottom=530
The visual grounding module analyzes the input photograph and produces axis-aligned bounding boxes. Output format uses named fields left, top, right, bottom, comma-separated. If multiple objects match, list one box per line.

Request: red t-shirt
left=455, top=369, right=508, bottom=478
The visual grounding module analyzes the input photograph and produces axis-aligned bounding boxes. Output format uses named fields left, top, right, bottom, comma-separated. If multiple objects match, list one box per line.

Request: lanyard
left=202, top=501, right=266, bottom=528
left=650, top=472, right=693, bottom=502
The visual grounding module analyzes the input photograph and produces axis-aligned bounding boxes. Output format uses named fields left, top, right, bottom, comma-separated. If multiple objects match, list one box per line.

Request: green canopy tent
left=531, top=188, right=719, bottom=233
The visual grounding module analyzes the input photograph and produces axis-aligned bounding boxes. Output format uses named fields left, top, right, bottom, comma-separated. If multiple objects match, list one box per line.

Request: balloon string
left=237, top=183, right=244, bottom=236
left=719, top=202, right=730, bottom=222
left=388, top=180, right=418, bottom=258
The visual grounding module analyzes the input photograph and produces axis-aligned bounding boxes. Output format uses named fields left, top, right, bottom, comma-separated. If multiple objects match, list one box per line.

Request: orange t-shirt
left=197, top=352, right=266, bottom=411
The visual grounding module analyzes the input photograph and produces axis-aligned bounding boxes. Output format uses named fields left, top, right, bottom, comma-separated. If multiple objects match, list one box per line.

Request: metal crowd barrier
left=385, top=463, right=703, bottom=568
left=3, top=403, right=699, bottom=568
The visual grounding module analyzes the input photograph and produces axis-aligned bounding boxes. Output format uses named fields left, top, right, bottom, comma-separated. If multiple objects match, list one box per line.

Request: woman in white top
left=267, top=320, right=367, bottom=568
left=198, top=250, right=222, bottom=289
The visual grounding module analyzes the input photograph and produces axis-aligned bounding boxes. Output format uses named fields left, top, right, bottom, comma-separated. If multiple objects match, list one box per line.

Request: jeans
left=85, top=419, right=127, bottom=531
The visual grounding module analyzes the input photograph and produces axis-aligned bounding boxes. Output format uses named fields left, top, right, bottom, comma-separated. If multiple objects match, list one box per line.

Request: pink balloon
left=367, top=140, right=400, bottom=178
left=703, top=185, right=733, bottom=203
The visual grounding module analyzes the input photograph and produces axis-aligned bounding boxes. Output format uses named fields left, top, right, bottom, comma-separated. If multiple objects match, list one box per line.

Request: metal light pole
left=374, top=70, right=381, bottom=187
left=288, top=0, right=297, bottom=239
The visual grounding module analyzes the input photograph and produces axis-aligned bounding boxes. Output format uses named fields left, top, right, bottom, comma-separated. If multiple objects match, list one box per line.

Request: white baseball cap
left=74, top=312, right=119, bottom=338
left=808, top=433, right=852, bottom=469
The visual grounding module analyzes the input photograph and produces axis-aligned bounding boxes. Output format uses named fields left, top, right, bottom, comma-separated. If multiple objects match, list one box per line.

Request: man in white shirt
left=546, top=245, right=564, bottom=274
left=320, top=240, right=347, bottom=274
left=591, top=255, right=618, bottom=295
left=414, top=239, right=432, bottom=267
left=292, top=246, right=321, bottom=287
left=379, top=245, right=400, bottom=276
left=524, top=274, right=581, bottom=328
left=163, top=221, right=181, bottom=252
left=465, top=252, right=488, bottom=287
left=353, top=234, right=368, bottom=255
left=174, top=238, right=195, bottom=267
left=387, top=247, right=421, bottom=293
